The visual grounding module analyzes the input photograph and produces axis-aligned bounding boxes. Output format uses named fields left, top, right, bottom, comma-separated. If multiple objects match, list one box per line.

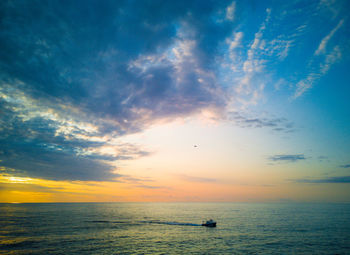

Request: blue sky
left=0, top=0, right=349, bottom=202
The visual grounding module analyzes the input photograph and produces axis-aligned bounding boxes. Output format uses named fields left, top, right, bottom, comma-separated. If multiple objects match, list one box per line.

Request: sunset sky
left=1, top=0, right=350, bottom=202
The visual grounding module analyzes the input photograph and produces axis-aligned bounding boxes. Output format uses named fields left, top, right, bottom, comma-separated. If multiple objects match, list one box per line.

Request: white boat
left=202, top=219, right=216, bottom=227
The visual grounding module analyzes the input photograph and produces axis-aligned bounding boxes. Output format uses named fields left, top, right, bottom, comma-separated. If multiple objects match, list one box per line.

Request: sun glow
left=6, top=176, right=33, bottom=183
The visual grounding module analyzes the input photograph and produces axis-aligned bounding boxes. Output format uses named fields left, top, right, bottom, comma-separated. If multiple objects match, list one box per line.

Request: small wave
left=140, top=220, right=201, bottom=226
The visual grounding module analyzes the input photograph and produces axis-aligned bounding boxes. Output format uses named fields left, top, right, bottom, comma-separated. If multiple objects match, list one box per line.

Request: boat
left=202, top=219, right=216, bottom=227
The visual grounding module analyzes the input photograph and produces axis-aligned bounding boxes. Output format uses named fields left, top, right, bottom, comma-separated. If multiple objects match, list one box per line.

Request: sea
left=1, top=202, right=350, bottom=254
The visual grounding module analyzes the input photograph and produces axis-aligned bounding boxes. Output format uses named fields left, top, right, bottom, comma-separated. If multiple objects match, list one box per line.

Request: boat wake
left=140, top=220, right=201, bottom=226
left=87, top=220, right=202, bottom=227
left=88, top=220, right=130, bottom=224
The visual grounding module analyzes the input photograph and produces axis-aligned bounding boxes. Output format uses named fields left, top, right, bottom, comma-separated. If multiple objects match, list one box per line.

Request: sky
left=0, top=0, right=350, bottom=202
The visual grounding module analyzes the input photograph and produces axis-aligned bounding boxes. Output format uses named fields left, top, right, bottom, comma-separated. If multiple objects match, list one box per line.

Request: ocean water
left=1, top=203, right=350, bottom=254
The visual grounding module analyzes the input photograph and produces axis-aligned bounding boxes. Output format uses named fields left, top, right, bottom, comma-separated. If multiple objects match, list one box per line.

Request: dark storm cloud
left=268, top=154, right=306, bottom=163
left=0, top=0, right=234, bottom=181
left=292, top=176, right=350, bottom=184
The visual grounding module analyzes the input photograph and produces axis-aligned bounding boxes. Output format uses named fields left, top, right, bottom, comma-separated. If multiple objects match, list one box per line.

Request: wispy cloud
left=293, top=17, right=345, bottom=99
left=318, top=0, right=342, bottom=18
left=268, top=154, right=306, bottom=163
left=237, top=8, right=271, bottom=97
left=223, top=6, right=301, bottom=107
left=294, top=45, right=342, bottom=98
left=339, top=164, right=350, bottom=168
left=136, top=184, right=170, bottom=190
left=317, top=156, right=329, bottom=162
left=293, top=73, right=319, bottom=99
left=176, top=174, right=275, bottom=187
left=228, top=32, right=243, bottom=52
left=320, top=45, right=342, bottom=74
left=293, top=176, right=350, bottom=183
left=119, top=175, right=153, bottom=184
left=177, top=174, right=217, bottom=183
left=0, top=182, right=63, bottom=193
left=222, top=8, right=273, bottom=107
left=229, top=112, right=295, bottom=132
left=116, top=175, right=168, bottom=190
left=315, top=19, right=344, bottom=55
left=226, top=2, right=236, bottom=21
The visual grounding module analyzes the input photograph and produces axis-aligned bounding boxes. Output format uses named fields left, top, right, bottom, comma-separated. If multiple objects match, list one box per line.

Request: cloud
left=293, top=73, right=319, bottom=99
left=229, top=112, right=295, bottom=132
left=340, top=164, right=350, bottom=168
left=222, top=7, right=298, bottom=106
left=226, top=2, right=236, bottom=21
left=221, top=10, right=271, bottom=107
left=293, top=176, right=350, bottom=183
left=317, top=156, right=328, bottom=162
left=293, top=17, right=345, bottom=99
left=0, top=182, right=63, bottom=193
left=0, top=90, right=148, bottom=181
left=270, top=39, right=293, bottom=60
left=177, top=174, right=275, bottom=187
left=116, top=175, right=169, bottom=189
left=228, top=32, right=243, bottom=52
left=293, top=45, right=342, bottom=98
left=119, top=175, right=153, bottom=184
left=177, top=174, right=217, bottom=183
left=2, top=0, right=344, bottom=183
left=314, top=19, right=344, bottom=55
left=136, top=184, right=170, bottom=190
left=0, top=0, right=233, bottom=125
left=0, top=0, right=234, bottom=181
left=268, top=154, right=306, bottom=163
left=320, top=45, right=342, bottom=74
